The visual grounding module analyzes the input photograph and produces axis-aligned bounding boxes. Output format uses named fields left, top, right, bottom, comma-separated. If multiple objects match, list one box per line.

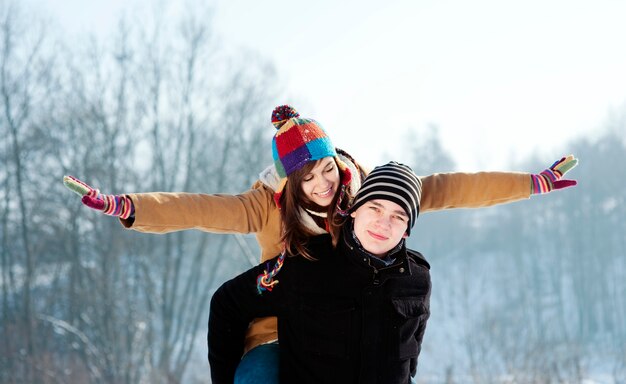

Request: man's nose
left=375, top=215, right=391, bottom=228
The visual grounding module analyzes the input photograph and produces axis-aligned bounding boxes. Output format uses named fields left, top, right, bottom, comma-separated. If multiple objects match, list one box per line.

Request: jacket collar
left=340, top=219, right=412, bottom=281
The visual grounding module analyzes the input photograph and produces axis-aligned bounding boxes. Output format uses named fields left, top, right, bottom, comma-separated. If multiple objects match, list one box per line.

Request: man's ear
left=402, top=232, right=408, bottom=239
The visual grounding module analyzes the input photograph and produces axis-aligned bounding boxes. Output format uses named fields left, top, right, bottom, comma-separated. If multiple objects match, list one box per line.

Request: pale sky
left=28, top=0, right=626, bottom=170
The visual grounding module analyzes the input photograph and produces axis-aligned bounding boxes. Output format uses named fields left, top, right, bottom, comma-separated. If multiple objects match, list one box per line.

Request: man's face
left=350, top=199, right=408, bottom=257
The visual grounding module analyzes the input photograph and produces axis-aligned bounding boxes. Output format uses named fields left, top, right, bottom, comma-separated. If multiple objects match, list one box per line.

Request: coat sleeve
left=419, top=172, right=531, bottom=212
left=119, top=181, right=275, bottom=234
left=208, top=260, right=281, bottom=384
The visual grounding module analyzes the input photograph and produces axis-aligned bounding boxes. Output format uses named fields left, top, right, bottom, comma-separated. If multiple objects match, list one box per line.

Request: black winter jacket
left=208, top=228, right=431, bottom=384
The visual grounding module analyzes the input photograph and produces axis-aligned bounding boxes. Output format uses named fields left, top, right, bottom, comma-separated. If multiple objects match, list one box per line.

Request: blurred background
left=1, top=0, right=624, bottom=382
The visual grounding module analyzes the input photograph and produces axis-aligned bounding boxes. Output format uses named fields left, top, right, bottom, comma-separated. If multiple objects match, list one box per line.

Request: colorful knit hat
left=270, top=105, right=351, bottom=204
left=348, top=161, right=422, bottom=235
left=272, top=105, right=337, bottom=176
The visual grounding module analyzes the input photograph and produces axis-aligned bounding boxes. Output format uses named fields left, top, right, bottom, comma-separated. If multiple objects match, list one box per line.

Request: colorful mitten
left=63, top=176, right=135, bottom=219
left=531, top=155, right=578, bottom=194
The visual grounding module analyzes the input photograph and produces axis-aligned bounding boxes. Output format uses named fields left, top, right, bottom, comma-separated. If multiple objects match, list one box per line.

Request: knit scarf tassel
left=256, top=251, right=286, bottom=294
left=334, top=165, right=353, bottom=217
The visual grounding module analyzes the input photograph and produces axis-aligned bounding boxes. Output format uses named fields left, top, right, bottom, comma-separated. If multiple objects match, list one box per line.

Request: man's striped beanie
left=348, top=161, right=422, bottom=235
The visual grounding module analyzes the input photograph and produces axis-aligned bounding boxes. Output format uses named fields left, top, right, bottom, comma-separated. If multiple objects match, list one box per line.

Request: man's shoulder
left=406, top=248, right=430, bottom=270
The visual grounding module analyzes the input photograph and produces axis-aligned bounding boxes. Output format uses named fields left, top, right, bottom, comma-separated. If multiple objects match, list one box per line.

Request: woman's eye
left=325, top=165, right=335, bottom=173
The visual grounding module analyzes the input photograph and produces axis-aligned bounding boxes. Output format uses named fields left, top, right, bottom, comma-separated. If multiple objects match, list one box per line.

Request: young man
left=208, top=162, right=430, bottom=384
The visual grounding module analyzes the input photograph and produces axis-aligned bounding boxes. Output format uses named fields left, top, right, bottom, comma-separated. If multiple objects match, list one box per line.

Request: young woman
left=209, top=162, right=430, bottom=384
left=64, top=105, right=578, bottom=383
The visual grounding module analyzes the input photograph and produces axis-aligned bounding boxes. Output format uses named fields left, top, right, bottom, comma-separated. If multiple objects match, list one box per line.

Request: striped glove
left=63, top=175, right=135, bottom=219
left=531, top=155, right=578, bottom=194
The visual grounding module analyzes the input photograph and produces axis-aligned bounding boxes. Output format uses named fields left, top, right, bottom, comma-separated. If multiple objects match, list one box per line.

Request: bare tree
left=0, top=1, right=64, bottom=382
left=1, top=1, right=278, bottom=382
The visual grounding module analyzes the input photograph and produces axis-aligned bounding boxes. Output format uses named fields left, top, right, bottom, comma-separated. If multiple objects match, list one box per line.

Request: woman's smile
left=315, top=187, right=334, bottom=198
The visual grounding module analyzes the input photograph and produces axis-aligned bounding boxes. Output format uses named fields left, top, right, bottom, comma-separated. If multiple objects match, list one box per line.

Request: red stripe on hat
left=275, top=125, right=307, bottom=157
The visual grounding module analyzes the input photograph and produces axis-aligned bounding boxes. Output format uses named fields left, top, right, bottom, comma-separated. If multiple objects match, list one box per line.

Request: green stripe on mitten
left=63, top=175, right=134, bottom=219
left=531, top=155, right=578, bottom=194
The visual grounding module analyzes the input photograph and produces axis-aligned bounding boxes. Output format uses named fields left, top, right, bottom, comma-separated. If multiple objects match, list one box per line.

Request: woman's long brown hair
left=279, top=157, right=352, bottom=260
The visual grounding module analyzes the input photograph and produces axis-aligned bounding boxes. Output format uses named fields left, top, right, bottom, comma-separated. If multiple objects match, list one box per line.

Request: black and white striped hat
left=349, top=161, right=422, bottom=234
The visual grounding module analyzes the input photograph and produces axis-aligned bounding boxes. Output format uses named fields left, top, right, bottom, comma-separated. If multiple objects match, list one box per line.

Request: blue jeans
left=233, top=341, right=417, bottom=383
left=234, top=342, right=279, bottom=384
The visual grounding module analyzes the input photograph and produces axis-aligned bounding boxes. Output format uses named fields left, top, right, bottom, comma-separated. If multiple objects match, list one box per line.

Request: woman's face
left=350, top=199, right=408, bottom=257
left=300, top=157, right=341, bottom=208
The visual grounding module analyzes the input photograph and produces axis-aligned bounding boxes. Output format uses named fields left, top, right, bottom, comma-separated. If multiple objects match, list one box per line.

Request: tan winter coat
left=120, top=163, right=531, bottom=353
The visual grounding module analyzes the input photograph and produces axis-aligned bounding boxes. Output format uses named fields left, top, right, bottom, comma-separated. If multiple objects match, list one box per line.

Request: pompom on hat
left=270, top=105, right=351, bottom=205
left=348, top=161, right=422, bottom=235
